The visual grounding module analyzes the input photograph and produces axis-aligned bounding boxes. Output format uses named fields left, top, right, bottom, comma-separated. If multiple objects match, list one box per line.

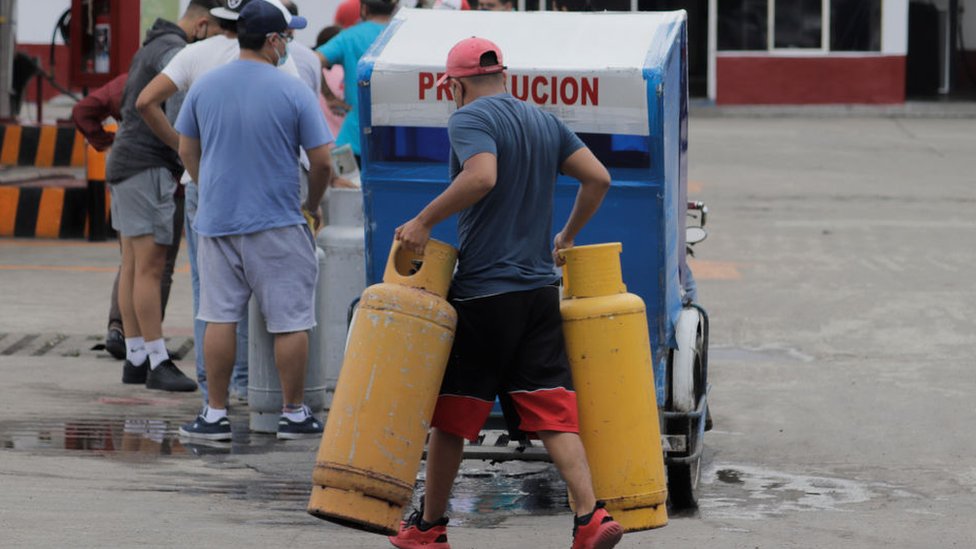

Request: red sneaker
left=571, top=501, right=623, bottom=549
left=389, top=509, right=451, bottom=549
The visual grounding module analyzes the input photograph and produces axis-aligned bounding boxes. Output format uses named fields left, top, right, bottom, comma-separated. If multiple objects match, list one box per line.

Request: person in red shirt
left=70, top=73, right=126, bottom=152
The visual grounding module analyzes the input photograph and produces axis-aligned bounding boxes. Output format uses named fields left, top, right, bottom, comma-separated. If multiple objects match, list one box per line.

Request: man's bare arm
left=136, top=74, right=180, bottom=151
left=178, top=135, right=202, bottom=184
left=553, top=147, right=611, bottom=264
left=305, top=144, right=335, bottom=210
left=316, top=50, right=333, bottom=70
left=395, top=152, right=497, bottom=253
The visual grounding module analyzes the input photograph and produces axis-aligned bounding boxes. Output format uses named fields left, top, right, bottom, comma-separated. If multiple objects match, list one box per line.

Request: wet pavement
left=3, top=116, right=976, bottom=547
left=0, top=387, right=575, bottom=530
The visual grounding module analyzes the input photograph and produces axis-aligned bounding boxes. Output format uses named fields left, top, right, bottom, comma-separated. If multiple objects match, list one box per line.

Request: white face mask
left=272, top=35, right=289, bottom=67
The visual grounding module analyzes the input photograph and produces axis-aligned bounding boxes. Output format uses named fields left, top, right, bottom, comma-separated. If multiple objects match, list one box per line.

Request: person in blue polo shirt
left=174, top=0, right=336, bottom=442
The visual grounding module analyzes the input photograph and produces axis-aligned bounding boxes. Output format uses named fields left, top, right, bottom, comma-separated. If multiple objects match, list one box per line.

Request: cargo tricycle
left=354, top=8, right=710, bottom=509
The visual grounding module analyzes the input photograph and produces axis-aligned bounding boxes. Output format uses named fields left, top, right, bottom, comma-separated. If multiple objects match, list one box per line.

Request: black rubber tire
left=667, top=457, right=701, bottom=510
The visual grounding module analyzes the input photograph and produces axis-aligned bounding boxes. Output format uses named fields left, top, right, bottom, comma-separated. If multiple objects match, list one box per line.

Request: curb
left=689, top=100, right=976, bottom=119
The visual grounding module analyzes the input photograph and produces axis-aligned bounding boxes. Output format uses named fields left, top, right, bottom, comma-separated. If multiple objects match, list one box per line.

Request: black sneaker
left=122, top=357, right=149, bottom=384
left=146, top=360, right=198, bottom=392
left=105, top=328, right=126, bottom=360
left=178, top=414, right=232, bottom=441
left=277, top=409, right=324, bottom=440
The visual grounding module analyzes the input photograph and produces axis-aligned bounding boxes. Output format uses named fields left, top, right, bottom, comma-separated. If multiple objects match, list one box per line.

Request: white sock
left=125, top=337, right=147, bottom=365
left=203, top=406, right=228, bottom=423
left=145, top=338, right=169, bottom=369
left=282, top=404, right=310, bottom=423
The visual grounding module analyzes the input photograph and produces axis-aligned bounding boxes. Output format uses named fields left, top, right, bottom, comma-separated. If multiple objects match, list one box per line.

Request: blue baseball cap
left=236, top=0, right=307, bottom=34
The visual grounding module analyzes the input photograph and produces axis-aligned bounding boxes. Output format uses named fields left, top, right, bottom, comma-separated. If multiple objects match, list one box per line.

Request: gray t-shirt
left=448, top=94, right=585, bottom=299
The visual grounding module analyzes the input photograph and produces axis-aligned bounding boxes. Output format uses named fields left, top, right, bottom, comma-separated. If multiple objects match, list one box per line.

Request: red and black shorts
left=431, top=285, right=579, bottom=441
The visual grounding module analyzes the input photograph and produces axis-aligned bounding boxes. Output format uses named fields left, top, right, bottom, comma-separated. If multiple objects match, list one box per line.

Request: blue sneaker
left=277, top=407, right=323, bottom=440
left=179, top=413, right=232, bottom=441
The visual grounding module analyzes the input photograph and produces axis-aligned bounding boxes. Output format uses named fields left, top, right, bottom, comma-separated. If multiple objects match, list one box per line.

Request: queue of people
left=72, top=0, right=402, bottom=435
left=73, top=1, right=621, bottom=547
left=74, top=0, right=338, bottom=439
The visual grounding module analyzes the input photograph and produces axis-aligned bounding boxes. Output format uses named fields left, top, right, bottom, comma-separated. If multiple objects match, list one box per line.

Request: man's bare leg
left=118, top=237, right=141, bottom=340
left=539, top=430, right=597, bottom=516
left=204, top=322, right=237, bottom=409
left=129, top=235, right=167, bottom=342
left=273, top=331, right=308, bottom=406
left=422, top=427, right=465, bottom=523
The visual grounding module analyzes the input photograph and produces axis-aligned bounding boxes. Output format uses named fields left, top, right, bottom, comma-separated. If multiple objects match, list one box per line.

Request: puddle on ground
left=701, top=463, right=873, bottom=520
left=0, top=417, right=293, bottom=459
left=3, top=415, right=891, bottom=526
left=412, top=461, right=570, bottom=527
left=0, top=416, right=572, bottom=521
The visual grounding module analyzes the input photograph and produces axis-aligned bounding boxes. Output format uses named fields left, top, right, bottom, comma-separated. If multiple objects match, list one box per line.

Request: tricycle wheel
left=667, top=457, right=701, bottom=509
left=671, top=308, right=703, bottom=413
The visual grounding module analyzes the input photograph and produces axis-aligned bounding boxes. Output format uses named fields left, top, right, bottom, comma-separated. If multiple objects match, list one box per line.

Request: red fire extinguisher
left=93, top=13, right=111, bottom=74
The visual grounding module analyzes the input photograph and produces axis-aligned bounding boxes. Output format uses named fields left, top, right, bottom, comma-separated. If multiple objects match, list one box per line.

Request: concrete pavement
left=1, top=114, right=975, bottom=548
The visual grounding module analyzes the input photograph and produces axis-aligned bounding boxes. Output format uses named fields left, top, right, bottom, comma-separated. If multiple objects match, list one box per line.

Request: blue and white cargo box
left=358, top=8, right=689, bottom=383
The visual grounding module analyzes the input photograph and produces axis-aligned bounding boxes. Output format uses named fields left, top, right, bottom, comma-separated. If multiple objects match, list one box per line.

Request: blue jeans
left=185, top=182, right=248, bottom=402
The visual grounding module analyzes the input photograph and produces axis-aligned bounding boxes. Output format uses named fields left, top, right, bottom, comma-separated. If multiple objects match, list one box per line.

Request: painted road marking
left=0, top=264, right=190, bottom=274
left=688, top=258, right=742, bottom=280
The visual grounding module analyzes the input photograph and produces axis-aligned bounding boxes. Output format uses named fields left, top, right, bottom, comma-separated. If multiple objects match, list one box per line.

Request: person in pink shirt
left=315, top=25, right=346, bottom=138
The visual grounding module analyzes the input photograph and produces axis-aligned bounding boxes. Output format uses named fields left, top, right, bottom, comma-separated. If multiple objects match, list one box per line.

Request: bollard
left=308, top=239, right=458, bottom=535
left=85, top=137, right=110, bottom=242
left=314, top=187, right=366, bottom=409
left=560, top=243, right=668, bottom=532
left=247, top=246, right=328, bottom=433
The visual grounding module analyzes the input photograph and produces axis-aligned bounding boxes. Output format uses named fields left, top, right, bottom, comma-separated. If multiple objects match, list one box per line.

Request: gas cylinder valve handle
left=559, top=248, right=573, bottom=297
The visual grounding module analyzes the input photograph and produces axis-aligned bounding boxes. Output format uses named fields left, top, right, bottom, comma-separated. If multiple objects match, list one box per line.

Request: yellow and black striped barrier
left=0, top=125, right=111, bottom=240
left=0, top=184, right=109, bottom=239
left=0, top=124, right=87, bottom=168
left=85, top=136, right=111, bottom=242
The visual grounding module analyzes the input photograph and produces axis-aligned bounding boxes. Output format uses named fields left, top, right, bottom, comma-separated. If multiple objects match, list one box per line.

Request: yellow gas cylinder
left=308, top=239, right=458, bottom=534
left=560, top=243, right=668, bottom=531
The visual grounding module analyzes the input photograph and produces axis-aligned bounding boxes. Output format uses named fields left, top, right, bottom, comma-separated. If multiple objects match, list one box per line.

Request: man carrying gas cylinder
left=391, top=37, right=618, bottom=549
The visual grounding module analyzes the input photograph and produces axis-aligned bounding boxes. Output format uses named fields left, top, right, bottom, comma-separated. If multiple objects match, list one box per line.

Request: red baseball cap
left=436, top=37, right=506, bottom=87
left=333, top=0, right=360, bottom=28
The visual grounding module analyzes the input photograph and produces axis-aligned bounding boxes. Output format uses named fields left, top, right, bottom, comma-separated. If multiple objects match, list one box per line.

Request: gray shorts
left=109, top=167, right=177, bottom=245
left=197, top=225, right=318, bottom=333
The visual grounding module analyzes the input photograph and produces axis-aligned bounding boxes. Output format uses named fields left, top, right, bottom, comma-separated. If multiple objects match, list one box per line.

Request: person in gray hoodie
left=105, top=0, right=221, bottom=393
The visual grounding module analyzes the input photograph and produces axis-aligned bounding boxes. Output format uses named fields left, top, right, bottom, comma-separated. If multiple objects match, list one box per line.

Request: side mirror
left=686, top=226, right=707, bottom=245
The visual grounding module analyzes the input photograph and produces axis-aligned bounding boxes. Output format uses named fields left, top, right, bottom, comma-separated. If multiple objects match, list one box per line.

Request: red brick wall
left=717, top=55, right=907, bottom=105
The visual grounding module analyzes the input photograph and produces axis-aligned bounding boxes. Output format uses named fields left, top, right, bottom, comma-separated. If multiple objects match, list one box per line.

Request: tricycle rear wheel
left=667, top=457, right=701, bottom=509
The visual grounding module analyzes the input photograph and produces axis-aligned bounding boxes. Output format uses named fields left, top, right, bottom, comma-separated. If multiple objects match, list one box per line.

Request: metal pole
left=0, top=0, right=17, bottom=119
left=948, top=0, right=958, bottom=93
left=707, top=0, right=716, bottom=102
left=35, top=57, right=42, bottom=123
